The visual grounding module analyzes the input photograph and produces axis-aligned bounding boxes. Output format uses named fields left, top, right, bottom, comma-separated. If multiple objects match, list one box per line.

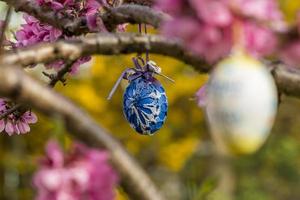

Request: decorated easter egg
left=123, top=76, right=168, bottom=135
left=206, top=52, right=278, bottom=155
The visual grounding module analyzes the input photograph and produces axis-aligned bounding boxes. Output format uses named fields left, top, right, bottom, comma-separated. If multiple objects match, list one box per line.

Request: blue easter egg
left=123, top=76, right=168, bottom=135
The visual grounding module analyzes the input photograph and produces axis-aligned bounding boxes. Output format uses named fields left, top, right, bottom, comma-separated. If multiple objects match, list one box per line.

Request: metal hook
left=146, top=61, right=175, bottom=83
left=156, top=73, right=175, bottom=83
left=107, top=68, right=136, bottom=100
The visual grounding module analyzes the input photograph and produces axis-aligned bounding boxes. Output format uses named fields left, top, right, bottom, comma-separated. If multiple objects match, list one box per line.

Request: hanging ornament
left=205, top=51, right=278, bottom=155
left=108, top=24, right=173, bottom=135
left=107, top=57, right=174, bottom=135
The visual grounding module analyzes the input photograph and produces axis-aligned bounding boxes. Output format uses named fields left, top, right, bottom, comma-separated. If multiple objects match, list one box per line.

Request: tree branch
left=0, top=6, right=12, bottom=54
left=271, top=66, right=300, bottom=98
left=3, top=33, right=300, bottom=98
left=47, top=60, right=76, bottom=87
left=123, top=0, right=154, bottom=7
left=0, top=103, right=22, bottom=119
left=2, top=33, right=210, bottom=72
left=1, top=0, right=165, bottom=35
left=102, top=5, right=168, bottom=31
left=0, top=64, right=165, bottom=200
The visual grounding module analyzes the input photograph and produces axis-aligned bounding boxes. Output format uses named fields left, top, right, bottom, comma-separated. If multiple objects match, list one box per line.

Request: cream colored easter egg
left=206, top=53, right=278, bottom=155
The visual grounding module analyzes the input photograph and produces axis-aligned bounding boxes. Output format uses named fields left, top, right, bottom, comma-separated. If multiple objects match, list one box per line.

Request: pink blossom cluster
left=33, top=140, right=118, bottom=200
left=14, top=15, right=62, bottom=48
left=280, top=41, right=300, bottom=68
left=279, top=14, right=300, bottom=68
left=157, top=0, right=285, bottom=63
left=36, top=0, right=100, bottom=16
left=13, top=0, right=109, bottom=73
left=35, top=0, right=105, bottom=32
left=0, top=99, right=37, bottom=135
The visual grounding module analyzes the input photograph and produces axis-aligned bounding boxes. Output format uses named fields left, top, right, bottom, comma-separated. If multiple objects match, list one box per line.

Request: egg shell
left=123, top=76, right=168, bottom=135
left=206, top=53, right=278, bottom=155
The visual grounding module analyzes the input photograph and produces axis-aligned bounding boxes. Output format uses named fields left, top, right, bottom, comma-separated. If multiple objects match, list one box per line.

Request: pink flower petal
left=33, top=140, right=118, bottom=200
left=0, top=120, right=5, bottom=132
left=17, top=121, right=30, bottom=134
left=117, top=24, right=128, bottom=32
left=196, top=84, right=207, bottom=108
left=45, top=140, right=64, bottom=167
left=190, top=0, right=232, bottom=27
left=280, top=41, right=300, bottom=68
left=237, top=0, right=282, bottom=21
left=5, top=121, right=15, bottom=136
left=22, top=111, right=38, bottom=124
left=86, top=14, right=107, bottom=32
left=243, top=21, right=277, bottom=57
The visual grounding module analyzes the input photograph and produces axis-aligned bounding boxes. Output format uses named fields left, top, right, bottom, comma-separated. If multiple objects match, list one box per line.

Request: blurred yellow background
left=1, top=1, right=300, bottom=199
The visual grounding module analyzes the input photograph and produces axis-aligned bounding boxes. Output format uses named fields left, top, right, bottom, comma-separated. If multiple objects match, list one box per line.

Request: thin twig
left=48, top=60, right=76, bottom=87
left=101, top=5, right=168, bottom=31
left=123, top=0, right=154, bottom=6
left=0, top=6, right=12, bottom=54
left=0, top=103, right=21, bottom=119
left=0, top=61, right=76, bottom=120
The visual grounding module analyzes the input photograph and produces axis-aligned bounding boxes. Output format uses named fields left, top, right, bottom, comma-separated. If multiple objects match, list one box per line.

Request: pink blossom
left=36, top=0, right=72, bottom=11
left=45, top=56, right=92, bottom=74
left=195, top=84, right=207, bottom=108
left=0, top=99, right=38, bottom=136
left=69, top=56, right=92, bottom=74
left=14, top=15, right=62, bottom=48
left=162, top=17, right=232, bottom=63
left=194, top=25, right=231, bottom=63
left=162, top=17, right=200, bottom=45
left=190, top=0, right=232, bottom=27
left=13, top=0, right=124, bottom=73
left=14, top=14, right=91, bottom=73
left=4, top=111, right=37, bottom=136
left=0, top=99, right=6, bottom=112
left=236, top=0, right=282, bottom=21
left=235, top=0, right=286, bottom=31
left=45, top=60, right=65, bottom=71
left=86, top=14, right=108, bottom=32
left=36, top=0, right=100, bottom=15
left=85, top=0, right=101, bottom=15
left=279, top=13, right=300, bottom=68
left=242, top=21, right=278, bottom=57
left=44, top=140, right=64, bottom=167
left=155, top=0, right=184, bottom=16
left=0, top=99, right=6, bottom=132
left=280, top=41, right=300, bottom=68
left=157, top=0, right=283, bottom=62
left=0, top=119, right=5, bottom=133
left=36, top=0, right=101, bottom=29
left=33, top=140, right=118, bottom=200
left=117, top=24, right=128, bottom=32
